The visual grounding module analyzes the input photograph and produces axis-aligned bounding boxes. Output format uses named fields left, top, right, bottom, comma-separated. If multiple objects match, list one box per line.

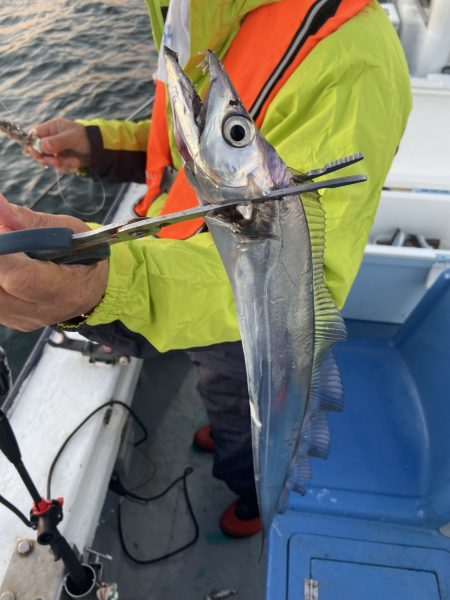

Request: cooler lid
left=310, top=560, right=438, bottom=600
left=286, top=533, right=448, bottom=600
left=385, top=77, right=450, bottom=192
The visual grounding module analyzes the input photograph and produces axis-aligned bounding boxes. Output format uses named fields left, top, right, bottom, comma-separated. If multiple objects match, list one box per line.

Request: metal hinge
left=48, top=331, right=130, bottom=365
left=304, top=579, right=319, bottom=600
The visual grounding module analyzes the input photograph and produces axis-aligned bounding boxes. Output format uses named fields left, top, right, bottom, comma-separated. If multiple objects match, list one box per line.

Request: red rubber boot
left=193, top=424, right=215, bottom=452
left=220, top=494, right=262, bottom=538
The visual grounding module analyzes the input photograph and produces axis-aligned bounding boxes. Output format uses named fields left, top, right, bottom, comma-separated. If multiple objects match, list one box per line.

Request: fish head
left=164, top=47, right=289, bottom=208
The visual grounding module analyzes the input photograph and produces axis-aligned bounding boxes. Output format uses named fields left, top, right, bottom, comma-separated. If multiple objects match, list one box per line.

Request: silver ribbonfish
left=164, top=47, right=346, bottom=530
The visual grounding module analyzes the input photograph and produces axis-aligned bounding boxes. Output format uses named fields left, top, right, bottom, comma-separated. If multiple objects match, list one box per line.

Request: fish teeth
left=236, top=204, right=253, bottom=220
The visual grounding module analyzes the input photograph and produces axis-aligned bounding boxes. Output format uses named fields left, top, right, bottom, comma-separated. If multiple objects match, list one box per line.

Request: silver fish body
left=164, top=48, right=345, bottom=529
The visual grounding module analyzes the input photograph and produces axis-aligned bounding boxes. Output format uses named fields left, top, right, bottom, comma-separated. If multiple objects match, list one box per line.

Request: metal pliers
left=0, top=154, right=366, bottom=265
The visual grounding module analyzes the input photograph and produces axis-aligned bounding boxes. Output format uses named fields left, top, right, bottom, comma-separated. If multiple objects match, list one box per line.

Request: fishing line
left=43, top=91, right=155, bottom=217
left=55, top=166, right=107, bottom=217
left=0, top=98, right=14, bottom=118
left=26, top=178, right=60, bottom=210
left=27, top=93, right=155, bottom=214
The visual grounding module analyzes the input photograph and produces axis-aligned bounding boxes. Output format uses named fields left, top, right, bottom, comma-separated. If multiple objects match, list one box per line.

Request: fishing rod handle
left=0, top=409, right=22, bottom=464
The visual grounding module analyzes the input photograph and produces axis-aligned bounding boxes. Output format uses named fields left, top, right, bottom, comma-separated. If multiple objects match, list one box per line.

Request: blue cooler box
left=266, top=270, right=450, bottom=599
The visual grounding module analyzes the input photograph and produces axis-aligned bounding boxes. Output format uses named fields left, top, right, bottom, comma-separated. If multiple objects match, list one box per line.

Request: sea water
left=0, top=0, right=157, bottom=377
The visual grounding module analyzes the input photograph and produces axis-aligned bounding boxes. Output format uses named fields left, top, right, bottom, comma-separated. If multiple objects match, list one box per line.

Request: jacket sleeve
left=82, top=2, right=411, bottom=354
left=85, top=232, right=240, bottom=353
left=76, top=118, right=150, bottom=183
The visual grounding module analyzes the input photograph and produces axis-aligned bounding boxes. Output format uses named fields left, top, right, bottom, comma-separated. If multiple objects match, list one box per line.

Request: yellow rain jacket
left=80, top=0, right=412, bottom=353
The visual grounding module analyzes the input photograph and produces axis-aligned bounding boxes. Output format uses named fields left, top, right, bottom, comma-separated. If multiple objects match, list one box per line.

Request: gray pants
left=188, top=341, right=256, bottom=498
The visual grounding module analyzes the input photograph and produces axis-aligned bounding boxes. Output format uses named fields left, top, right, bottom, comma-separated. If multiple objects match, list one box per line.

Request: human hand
left=28, top=118, right=91, bottom=173
left=0, top=194, right=108, bottom=331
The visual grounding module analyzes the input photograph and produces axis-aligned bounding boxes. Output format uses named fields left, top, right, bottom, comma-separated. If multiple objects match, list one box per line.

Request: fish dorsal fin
left=288, top=167, right=307, bottom=183
left=284, top=191, right=346, bottom=496
left=301, top=191, right=347, bottom=355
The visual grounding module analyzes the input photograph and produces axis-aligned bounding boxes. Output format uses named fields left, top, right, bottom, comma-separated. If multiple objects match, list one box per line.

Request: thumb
left=39, top=129, right=76, bottom=156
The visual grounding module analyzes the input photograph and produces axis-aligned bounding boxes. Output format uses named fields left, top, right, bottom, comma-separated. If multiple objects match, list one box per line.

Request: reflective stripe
left=249, top=0, right=340, bottom=120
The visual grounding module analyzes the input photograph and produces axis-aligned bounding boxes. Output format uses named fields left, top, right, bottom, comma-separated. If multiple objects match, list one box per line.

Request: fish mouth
left=163, top=46, right=237, bottom=173
left=164, top=47, right=282, bottom=209
left=163, top=46, right=202, bottom=167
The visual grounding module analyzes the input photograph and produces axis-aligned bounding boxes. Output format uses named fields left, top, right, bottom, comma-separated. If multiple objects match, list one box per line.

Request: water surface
left=0, top=0, right=157, bottom=377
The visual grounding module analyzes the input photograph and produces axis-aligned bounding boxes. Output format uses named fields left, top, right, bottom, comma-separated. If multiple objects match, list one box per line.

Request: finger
left=0, top=194, right=29, bottom=232
left=32, top=118, right=69, bottom=139
left=39, top=129, right=78, bottom=156
left=31, top=155, right=60, bottom=168
left=32, top=154, right=82, bottom=171
left=0, top=252, right=108, bottom=323
left=0, top=253, right=66, bottom=304
left=25, top=147, right=48, bottom=161
left=0, top=286, right=40, bottom=331
left=55, top=165, right=80, bottom=175
left=0, top=196, right=90, bottom=233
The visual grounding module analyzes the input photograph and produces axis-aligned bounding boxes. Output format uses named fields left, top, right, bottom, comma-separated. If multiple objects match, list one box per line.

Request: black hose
left=0, top=494, right=31, bottom=527
left=116, top=467, right=200, bottom=565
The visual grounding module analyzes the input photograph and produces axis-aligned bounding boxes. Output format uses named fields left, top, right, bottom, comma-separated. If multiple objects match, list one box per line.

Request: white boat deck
left=0, top=330, right=142, bottom=591
left=93, top=350, right=266, bottom=599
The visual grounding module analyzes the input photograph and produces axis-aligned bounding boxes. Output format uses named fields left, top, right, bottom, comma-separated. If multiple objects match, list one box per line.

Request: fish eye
left=222, top=115, right=255, bottom=148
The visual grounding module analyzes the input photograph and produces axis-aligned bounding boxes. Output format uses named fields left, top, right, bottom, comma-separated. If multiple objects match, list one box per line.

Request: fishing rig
left=0, top=348, right=118, bottom=600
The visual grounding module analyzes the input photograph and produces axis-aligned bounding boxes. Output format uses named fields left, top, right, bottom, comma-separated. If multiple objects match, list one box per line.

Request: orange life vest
left=134, top=0, right=370, bottom=239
